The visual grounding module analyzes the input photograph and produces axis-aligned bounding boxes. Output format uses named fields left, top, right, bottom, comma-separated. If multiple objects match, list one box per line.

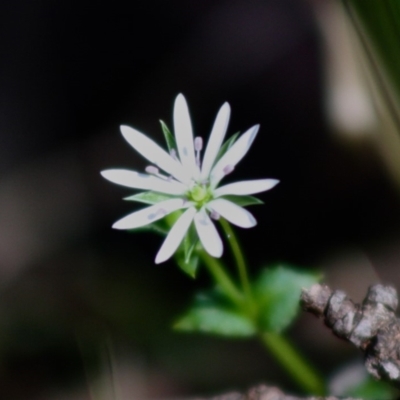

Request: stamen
left=194, top=137, right=203, bottom=151
left=170, top=149, right=178, bottom=160
left=210, top=210, right=220, bottom=220
left=223, top=164, right=234, bottom=176
left=145, top=165, right=170, bottom=181
left=194, top=137, right=203, bottom=167
left=145, top=166, right=159, bottom=175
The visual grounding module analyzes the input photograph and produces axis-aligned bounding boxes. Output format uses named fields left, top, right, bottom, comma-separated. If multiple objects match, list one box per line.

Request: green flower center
left=188, top=183, right=212, bottom=208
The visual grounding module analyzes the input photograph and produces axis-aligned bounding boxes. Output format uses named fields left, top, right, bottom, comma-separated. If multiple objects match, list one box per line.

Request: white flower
left=101, top=94, right=279, bottom=264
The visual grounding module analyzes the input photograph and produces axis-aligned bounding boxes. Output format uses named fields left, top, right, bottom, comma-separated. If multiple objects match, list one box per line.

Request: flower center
left=188, top=182, right=212, bottom=207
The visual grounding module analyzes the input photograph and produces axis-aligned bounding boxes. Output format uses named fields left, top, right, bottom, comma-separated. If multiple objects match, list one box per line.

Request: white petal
left=155, top=206, right=197, bottom=264
left=173, top=94, right=199, bottom=179
left=194, top=209, right=223, bottom=258
left=112, top=198, right=187, bottom=230
left=200, top=102, right=231, bottom=180
left=208, top=198, right=256, bottom=228
left=101, top=169, right=187, bottom=195
left=210, top=125, right=259, bottom=186
left=120, top=125, right=191, bottom=184
left=214, top=179, right=279, bottom=197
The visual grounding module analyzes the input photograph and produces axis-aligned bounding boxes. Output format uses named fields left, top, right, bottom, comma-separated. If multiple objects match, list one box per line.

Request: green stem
left=201, top=221, right=325, bottom=394
left=219, top=218, right=253, bottom=304
left=200, top=250, right=243, bottom=306
left=260, top=331, right=326, bottom=395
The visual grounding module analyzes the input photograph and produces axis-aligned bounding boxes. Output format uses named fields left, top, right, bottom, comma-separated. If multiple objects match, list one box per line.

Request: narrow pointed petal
left=101, top=169, right=187, bottom=195
left=194, top=209, right=223, bottom=258
left=210, top=125, right=259, bottom=186
left=120, top=125, right=190, bottom=184
left=208, top=199, right=256, bottom=228
left=173, top=94, right=199, bottom=179
left=112, top=198, right=188, bottom=230
left=155, top=206, right=197, bottom=264
left=214, top=179, right=279, bottom=197
left=200, top=102, right=231, bottom=180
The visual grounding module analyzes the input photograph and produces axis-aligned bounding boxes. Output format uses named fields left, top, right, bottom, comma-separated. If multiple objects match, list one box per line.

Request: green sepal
left=176, top=253, right=199, bottom=279
left=222, top=195, right=263, bottom=207
left=175, top=225, right=200, bottom=278
left=214, top=132, right=240, bottom=165
left=160, top=120, right=177, bottom=153
left=128, top=221, right=169, bottom=236
left=254, top=265, right=321, bottom=333
left=124, top=191, right=175, bottom=205
left=174, top=291, right=256, bottom=337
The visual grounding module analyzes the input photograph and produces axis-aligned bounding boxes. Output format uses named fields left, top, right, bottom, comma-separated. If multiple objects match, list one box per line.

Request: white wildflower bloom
left=101, top=94, right=279, bottom=263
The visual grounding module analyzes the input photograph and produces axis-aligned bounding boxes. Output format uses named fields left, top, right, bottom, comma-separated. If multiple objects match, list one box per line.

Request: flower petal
left=112, top=198, right=188, bottom=230
left=173, top=94, right=199, bottom=179
left=210, top=125, right=259, bottom=186
left=214, top=179, right=279, bottom=197
left=155, top=206, right=197, bottom=264
left=208, top=198, right=256, bottom=228
left=101, top=169, right=187, bottom=195
left=200, top=102, right=231, bottom=180
left=194, top=209, right=223, bottom=258
left=120, top=125, right=190, bottom=184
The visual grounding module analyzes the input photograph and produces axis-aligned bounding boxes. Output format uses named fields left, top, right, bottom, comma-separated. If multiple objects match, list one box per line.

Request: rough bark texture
left=301, top=283, right=400, bottom=383
left=194, top=384, right=361, bottom=400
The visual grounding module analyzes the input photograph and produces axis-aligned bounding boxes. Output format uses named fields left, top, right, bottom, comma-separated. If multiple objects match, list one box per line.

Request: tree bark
left=301, top=283, right=400, bottom=384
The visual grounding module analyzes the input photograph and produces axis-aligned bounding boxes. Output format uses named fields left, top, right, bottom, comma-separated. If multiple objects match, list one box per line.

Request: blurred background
left=1, top=0, right=400, bottom=398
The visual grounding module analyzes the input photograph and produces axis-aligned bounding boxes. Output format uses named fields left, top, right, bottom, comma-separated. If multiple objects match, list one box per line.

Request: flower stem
left=199, top=250, right=243, bottom=306
left=260, top=331, right=326, bottom=395
left=219, top=219, right=253, bottom=305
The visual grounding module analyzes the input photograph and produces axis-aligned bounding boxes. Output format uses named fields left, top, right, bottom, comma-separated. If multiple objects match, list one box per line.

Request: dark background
left=0, top=0, right=400, bottom=399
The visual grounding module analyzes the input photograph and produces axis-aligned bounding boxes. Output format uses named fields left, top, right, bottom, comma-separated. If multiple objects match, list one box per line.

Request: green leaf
left=214, top=132, right=240, bottom=165
left=344, top=373, right=397, bottom=400
left=345, top=1, right=400, bottom=107
left=160, top=120, right=176, bottom=152
left=174, top=306, right=255, bottom=337
left=174, top=289, right=255, bottom=337
left=254, top=265, right=321, bottom=333
left=124, top=191, right=174, bottom=205
left=222, top=195, right=264, bottom=207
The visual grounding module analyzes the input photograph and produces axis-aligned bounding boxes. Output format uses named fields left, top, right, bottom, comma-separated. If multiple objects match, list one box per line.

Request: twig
left=301, top=283, right=400, bottom=384
left=193, top=384, right=361, bottom=400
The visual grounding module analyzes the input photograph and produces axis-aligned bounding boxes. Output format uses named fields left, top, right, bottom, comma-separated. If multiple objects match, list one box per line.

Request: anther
left=194, top=137, right=203, bottom=151
left=145, top=166, right=159, bottom=175
left=210, top=210, right=220, bottom=220
left=223, top=164, right=234, bottom=176
left=195, top=137, right=203, bottom=167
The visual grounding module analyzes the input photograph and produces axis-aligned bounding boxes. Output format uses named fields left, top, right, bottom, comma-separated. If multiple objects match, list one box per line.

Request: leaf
left=160, top=120, right=177, bottom=153
left=174, top=306, right=255, bottom=337
left=345, top=375, right=397, bottom=400
left=222, top=195, right=264, bottom=207
left=124, top=191, right=174, bottom=205
left=174, top=289, right=255, bottom=337
left=214, top=132, right=240, bottom=165
left=254, top=265, right=321, bottom=333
